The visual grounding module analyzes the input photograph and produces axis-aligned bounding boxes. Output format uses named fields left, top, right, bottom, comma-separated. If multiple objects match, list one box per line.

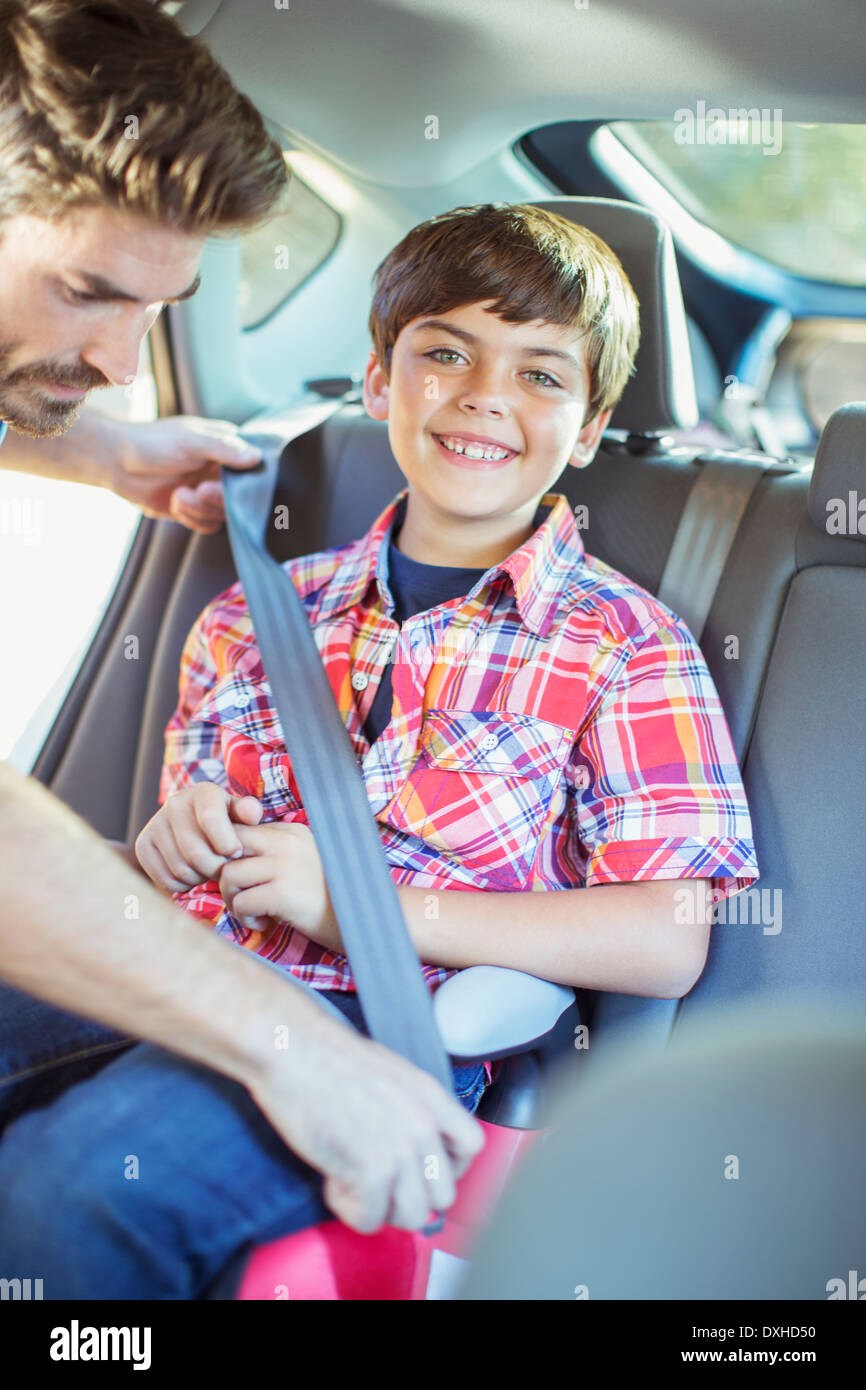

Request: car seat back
left=32, top=201, right=865, bottom=1046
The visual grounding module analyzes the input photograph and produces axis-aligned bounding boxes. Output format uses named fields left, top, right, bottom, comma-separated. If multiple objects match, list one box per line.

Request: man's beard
left=0, top=343, right=109, bottom=438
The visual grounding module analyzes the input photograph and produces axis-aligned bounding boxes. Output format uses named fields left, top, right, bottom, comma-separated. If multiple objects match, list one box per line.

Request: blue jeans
left=0, top=973, right=487, bottom=1299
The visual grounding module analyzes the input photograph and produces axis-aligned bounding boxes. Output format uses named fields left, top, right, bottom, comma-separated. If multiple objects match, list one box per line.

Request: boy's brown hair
left=0, top=0, right=286, bottom=233
left=369, top=203, right=640, bottom=425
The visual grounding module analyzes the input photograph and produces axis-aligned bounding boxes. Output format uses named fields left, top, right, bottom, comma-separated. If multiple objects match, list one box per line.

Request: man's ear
left=363, top=350, right=390, bottom=421
left=568, top=407, right=613, bottom=469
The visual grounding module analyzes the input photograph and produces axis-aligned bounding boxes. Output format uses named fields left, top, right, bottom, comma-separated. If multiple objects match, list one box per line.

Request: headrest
left=531, top=197, right=698, bottom=434
left=808, top=402, right=866, bottom=539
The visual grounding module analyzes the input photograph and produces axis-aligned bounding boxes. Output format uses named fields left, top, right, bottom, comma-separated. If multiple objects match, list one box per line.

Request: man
left=0, top=0, right=481, bottom=1261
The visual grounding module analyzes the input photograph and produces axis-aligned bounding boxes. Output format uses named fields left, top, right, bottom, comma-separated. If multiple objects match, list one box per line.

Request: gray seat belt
left=222, top=397, right=453, bottom=1094
left=657, top=453, right=769, bottom=641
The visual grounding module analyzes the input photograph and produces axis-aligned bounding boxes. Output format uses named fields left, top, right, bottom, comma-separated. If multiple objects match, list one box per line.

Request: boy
left=138, top=202, right=759, bottom=1111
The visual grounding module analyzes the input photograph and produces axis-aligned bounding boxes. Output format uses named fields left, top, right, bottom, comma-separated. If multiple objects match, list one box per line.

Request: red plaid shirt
left=161, top=488, right=758, bottom=991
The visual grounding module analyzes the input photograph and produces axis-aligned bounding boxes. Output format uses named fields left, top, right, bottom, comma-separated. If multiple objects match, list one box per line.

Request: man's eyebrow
left=73, top=271, right=201, bottom=305
left=411, top=318, right=581, bottom=369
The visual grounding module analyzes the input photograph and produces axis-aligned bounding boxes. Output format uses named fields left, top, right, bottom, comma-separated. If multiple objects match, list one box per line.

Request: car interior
left=11, top=0, right=865, bottom=1299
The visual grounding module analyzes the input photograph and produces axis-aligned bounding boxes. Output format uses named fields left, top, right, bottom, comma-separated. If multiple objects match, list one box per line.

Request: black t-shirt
left=362, top=538, right=487, bottom=745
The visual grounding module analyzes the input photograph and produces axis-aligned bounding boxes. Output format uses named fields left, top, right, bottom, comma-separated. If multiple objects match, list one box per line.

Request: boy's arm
left=399, top=616, right=756, bottom=998
left=220, top=822, right=707, bottom=996
left=398, top=878, right=711, bottom=998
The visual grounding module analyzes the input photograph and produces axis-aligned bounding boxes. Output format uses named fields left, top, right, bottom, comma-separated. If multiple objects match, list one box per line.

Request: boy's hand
left=218, top=821, right=343, bottom=952
left=134, top=784, right=264, bottom=894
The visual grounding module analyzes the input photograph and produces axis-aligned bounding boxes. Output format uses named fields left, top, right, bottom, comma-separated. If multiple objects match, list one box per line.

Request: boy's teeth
left=439, top=435, right=511, bottom=461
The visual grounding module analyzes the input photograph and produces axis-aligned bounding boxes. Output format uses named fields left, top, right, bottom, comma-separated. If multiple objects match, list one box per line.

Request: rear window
left=604, top=121, right=866, bottom=286
left=239, top=156, right=342, bottom=329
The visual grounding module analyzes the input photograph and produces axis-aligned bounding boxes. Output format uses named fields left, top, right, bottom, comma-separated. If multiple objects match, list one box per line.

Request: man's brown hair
left=0, top=0, right=287, bottom=232
left=369, top=203, right=641, bottom=424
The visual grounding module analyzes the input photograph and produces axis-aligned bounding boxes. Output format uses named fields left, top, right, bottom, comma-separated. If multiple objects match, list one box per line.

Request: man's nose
left=80, top=315, right=150, bottom=389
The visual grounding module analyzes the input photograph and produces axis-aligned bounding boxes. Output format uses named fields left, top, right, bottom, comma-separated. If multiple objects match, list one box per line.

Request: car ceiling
left=172, top=0, right=866, bottom=186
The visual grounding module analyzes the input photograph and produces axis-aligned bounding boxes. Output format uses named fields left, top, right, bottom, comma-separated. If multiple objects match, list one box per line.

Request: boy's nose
left=457, top=371, right=512, bottom=417
left=459, top=398, right=509, bottom=419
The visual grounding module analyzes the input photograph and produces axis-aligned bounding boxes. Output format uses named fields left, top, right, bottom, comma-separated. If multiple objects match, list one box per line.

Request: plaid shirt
left=161, top=487, right=758, bottom=992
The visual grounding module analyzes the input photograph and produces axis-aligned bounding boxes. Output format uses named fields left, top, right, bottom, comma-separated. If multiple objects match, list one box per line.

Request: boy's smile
left=432, top=431, right=517, bottom=468
left=363, top=300, right=611, bottom=567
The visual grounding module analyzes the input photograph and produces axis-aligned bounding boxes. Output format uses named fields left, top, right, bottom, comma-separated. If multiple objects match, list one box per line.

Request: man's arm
left=0, top=763, right=338, bottom=1090
left=398, top=878, right=713, bottom=999
left=0, top=410, right=261, bottom=533
left=0, top=763, right=482, bottom=1231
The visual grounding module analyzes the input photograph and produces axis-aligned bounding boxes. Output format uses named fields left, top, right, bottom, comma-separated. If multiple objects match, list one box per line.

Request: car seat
left=30, top=200, right=866, bottom=1297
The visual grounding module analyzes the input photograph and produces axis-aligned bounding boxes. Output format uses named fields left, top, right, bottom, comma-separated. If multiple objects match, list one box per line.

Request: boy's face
left=363, top=300, right=611, bottom=531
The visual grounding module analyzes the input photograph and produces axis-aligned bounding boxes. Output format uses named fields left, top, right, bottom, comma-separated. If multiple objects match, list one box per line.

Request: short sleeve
left=573, top=617, right=759, bottom=903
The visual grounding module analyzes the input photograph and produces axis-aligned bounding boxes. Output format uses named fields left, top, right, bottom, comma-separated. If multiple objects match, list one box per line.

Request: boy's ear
left=568, top=407, right=613, bottom=470
left=363, top=350, right=390, bottom=421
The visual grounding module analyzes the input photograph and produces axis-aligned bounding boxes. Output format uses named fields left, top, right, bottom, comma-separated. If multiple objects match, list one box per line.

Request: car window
left=239, top=156, right=342, bottom=329
left=605, top=121, right=866, bottom=286
left=0, top=344, right=154, bottom=769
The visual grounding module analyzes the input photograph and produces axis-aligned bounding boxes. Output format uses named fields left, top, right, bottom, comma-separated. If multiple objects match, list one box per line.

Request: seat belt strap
left=657, top=454, right=768, bottom=641
left=222, top=398, right=453, bottom=1092
left=587, top=450, right=769, bottom=1057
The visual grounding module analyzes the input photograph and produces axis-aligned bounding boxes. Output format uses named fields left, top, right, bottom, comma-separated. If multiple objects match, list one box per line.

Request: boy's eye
left=425, top=347, right=465, bottom=366
left=523, top=369, right=561, bottom=389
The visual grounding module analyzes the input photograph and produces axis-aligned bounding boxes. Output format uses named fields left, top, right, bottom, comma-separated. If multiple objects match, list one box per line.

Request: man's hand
left=135, top=783, right=264, bottom=895
left=218, top=820, right=344, bottom=951
left=250, top=1008, right=484, bottom=1233
left=110, top=415, right=262, bottom=533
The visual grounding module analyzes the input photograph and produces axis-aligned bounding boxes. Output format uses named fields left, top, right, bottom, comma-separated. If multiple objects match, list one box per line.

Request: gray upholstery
left=460, top=996, right=866, bottom=1299
left=534, top=198, right=699, bottom=434
left=685, top=564, right=866, bottom=1015
left=807, top=400, right=866, bottom=534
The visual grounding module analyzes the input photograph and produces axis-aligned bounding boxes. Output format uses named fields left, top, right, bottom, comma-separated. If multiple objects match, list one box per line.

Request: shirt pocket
left=383, top=709, right=573, bottom=888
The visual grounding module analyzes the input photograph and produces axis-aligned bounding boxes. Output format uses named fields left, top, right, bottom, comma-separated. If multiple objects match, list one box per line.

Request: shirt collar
left=312, top=487, right=586, bottom=638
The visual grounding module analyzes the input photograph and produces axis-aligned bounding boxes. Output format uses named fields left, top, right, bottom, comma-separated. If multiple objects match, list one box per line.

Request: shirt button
left=235, top=692, right=251, bottom=708
left=480, top=732, right=499, bottom=751
left=351, top=671, right=369, bottom=691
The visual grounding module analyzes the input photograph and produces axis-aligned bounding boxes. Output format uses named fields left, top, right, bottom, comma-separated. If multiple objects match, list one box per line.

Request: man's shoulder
left=556, top=547, right=692, bottom=652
